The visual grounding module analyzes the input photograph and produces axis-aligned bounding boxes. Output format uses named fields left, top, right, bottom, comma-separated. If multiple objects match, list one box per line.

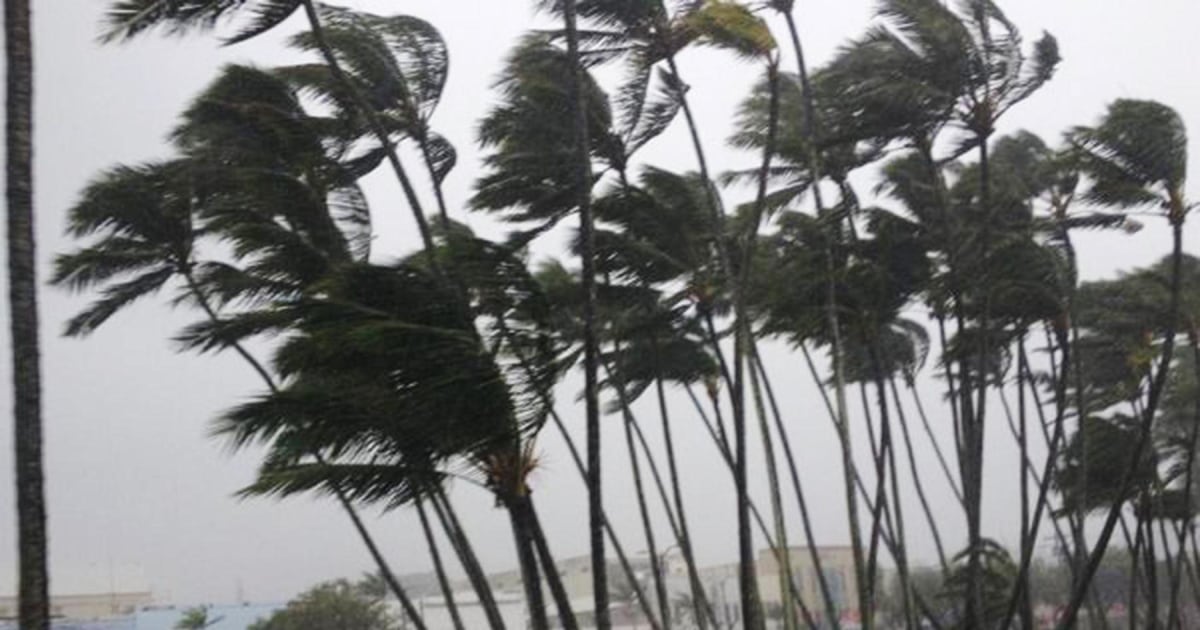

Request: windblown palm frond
left=215, top=262, right=526, bottom=510
left=1068, top=99, right=1188, bottom=212
left=472, top=34, right=613, bottom=228
left=101, top=0, right=294, bottom=43
left=52, top=161, right=198, bottom=337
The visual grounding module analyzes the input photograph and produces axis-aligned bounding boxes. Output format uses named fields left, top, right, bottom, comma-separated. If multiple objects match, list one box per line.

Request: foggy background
left=2, top=0, right=1199, bottom=606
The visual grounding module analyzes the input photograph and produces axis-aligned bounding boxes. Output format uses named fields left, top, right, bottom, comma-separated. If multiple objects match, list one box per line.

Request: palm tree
left=1057, top=99, right=1191, bottom=629
left=51, top=64, right=450, bottom=630
left=559, top=3, right=610, bottom=626
left=6, top=0, right=47, bottom=625
left=822, top=3, right=1061, bottom=621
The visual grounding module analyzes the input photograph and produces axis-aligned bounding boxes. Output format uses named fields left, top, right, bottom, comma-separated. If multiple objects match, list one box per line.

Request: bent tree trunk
left=6, top=0, right=48, bottom=627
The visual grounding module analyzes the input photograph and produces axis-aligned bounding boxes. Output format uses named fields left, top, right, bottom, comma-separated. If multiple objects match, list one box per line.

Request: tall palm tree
left=558, top=3, right=610, bottom=625
left=1057, top=99, right=1191, bottom=629
left=7, top=0, right=46, bottom=626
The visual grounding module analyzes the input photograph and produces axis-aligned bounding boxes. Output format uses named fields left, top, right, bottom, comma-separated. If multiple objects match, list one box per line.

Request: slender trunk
left=547, top=397, right=664, bottom=630
left=334, top=486, right=428, bottom=630
left=620, top=383, right=672, bottom=629
left=683, top=387, right=819, bottom=630
left=731, top=61, right=786, bottom=630
left=1002, top=327, right=1073, bottom=629
left=1160, top=517, right=1179, bottom=629
left=663, top=39, right=764, bottom=627
left=966, top=128, right=998, bottom=629
left=602, top=359, right=720, bottom=628
left=6, top=0, right=46, bottom=626
left=907, top=380, right=964, bottom=504
left=754, top=346, right=843, bottom=629
left=432, top=489, right=509, bottom=630
left=416, top=498, right=466, bottom=630
left=873, top=371, right=916, bottom=630
left=1017, top=333, right=1035, bottom=630
left=1058, top=217, right=1187, bottom=629
left=889, top=377, right=948, bottom=572
left=861, top=380, right=887, bottom=617
left=1132, top=517, right=1145, bottom=630
left=559, top=4, right=608, bottom=626
left=779, top=10, right=870, bottom=621
left=528, top=498, right=581, bottom=630
left=652, top=348, right=713, bottom=628
left=749, top=353, right=798, bottom=630
left=1147, top=505, right=1160, bottom=629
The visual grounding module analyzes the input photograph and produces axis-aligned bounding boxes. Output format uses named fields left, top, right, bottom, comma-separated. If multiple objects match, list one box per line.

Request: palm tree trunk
left=821, top=105, right=868, bottom=630
left=1132, top=517, right=1145, bottom=630
left=507, top=495, right=550, bottom=630
left=682, top=387, right=820, bottom=630
left=338, top=485, right=429, bottom=630
left=549, top=405, right=665, bottom=630
left=431, top=489, right=510, bottom=630
left=753, top=346, right=843, bottom=629
left=906, top=379, right=964, bottom=503
left=650, top=341, right=714, bottom=629
left=1001, top=328, right=1074, bottom=629
left=1016, top=332, right=1035, bottom=630
left=888, top=377, right=948, bottom=572
left=662, top=40, right=766, bottom=628
left=416, top=498, right=466, bottom=630
left=748, top=353, right=798, bottom=630
left=558, top=3, right=608, bottom=627
left=6, top=0, right=46, bottom=626
left=778, top=9, right=869, bottom=625
left=527, top=497, right=581, bottom=630
left=618, top=381, right=672, bottom=629
left=1147, top=506, right=1161, bottom=629
left=862, top=347, right=915, bottom=630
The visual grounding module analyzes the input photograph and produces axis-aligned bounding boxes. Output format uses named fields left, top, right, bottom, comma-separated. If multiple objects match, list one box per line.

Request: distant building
left=0, top=566, right=153, bottom=621
left=757, top=546, right=860, bottom=627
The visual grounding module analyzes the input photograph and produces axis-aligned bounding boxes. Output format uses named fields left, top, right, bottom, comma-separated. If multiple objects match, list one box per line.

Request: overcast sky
left=2, top=0, right=1200, bottom=606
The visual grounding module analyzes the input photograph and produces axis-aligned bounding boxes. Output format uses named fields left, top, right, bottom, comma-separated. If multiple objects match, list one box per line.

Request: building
left=757, top=546, right=860, bottom=627
left=0, top=566, right=153, bottom=621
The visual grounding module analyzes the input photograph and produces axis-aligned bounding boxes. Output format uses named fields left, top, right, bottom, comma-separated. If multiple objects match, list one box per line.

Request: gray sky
left=3, top=0, right=1200, bottom=606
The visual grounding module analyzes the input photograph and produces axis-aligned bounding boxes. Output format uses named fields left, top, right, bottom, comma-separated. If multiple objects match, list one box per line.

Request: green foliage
left=175, top=606, right=216, bottom=630
left=940, top=539, right=1018, bottom=629
left=1069, top=99, right=1189, bottom=214
left=473, top=34, right=614, bottom=229
left=248, top=580, right=398, bottom=630
left=102, top=0, right=302, bottom=44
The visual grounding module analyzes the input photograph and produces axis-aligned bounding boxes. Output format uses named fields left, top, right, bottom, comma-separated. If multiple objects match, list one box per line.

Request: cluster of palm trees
left=18, top=0, right=1197, bottom=629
